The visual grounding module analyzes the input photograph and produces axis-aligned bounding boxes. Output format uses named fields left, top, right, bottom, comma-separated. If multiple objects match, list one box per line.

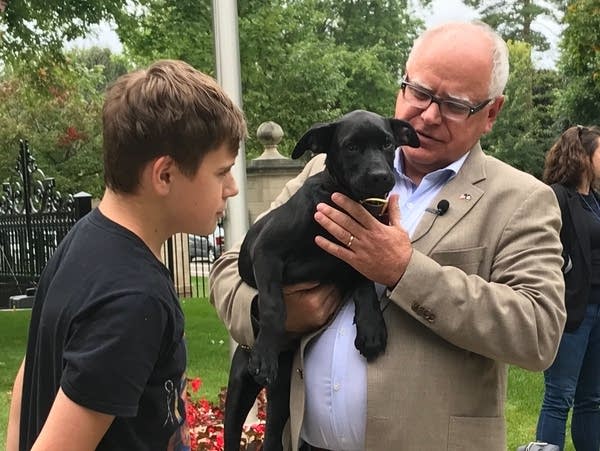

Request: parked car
left=188, top=234, right=215, bottom=263
left=188, top=224, right=224, bottom=263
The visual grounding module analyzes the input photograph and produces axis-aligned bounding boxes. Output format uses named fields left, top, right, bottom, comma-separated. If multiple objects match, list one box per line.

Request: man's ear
left=150, top=155, right=175, bottom=195
left=484, top=95, right=505, bottom=134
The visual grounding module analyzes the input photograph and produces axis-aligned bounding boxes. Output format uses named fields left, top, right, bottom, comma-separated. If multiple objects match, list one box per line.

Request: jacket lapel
left=410, top=144, right=486, bottom=255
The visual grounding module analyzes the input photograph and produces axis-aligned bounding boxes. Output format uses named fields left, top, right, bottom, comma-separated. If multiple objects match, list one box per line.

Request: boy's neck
left=97, top=189, right=169, bottom=259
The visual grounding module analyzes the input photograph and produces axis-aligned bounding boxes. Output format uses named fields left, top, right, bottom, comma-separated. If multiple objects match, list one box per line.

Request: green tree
left=0, top=49, right=128, bottom=197
left=483, top=40, right=554, bottom=178
left=554, top=0, right=600, bottom=129
left=463, top=0, right=565, bottom=52
left=414, top=0, right=564, bottom=177
left=318, top=0, right=419, bottom=80
left=68, top=46, right=132, bottom=91
left=116, top=0, right=214, bottom=71
left=0, top=0, right=127, bottom=62
left=531, top=67, right=562, bottom=144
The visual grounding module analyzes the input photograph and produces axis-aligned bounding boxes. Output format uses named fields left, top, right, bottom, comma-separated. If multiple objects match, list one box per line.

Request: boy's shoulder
left=45, top=209, right=172, bottom=301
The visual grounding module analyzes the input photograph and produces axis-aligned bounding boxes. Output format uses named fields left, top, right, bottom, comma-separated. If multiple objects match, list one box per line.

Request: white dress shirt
left=300, top=149, right=468, bottom=450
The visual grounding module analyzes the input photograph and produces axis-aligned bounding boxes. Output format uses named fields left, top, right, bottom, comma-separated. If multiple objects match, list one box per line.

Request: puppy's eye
left=384, top=137, right=395, bottom=149
left=347, top=144, right=359, bottom=152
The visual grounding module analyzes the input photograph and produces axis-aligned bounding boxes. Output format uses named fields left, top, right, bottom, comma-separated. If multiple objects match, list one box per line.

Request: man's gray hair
left=408, top=20, right=510, bottom=98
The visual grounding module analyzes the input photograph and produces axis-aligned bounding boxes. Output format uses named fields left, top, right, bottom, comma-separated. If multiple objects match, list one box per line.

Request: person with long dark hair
left=535, top=125, right=600, bottom=450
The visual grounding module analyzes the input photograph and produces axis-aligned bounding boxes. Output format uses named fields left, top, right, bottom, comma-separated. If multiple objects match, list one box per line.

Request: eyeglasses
left=400, top=77, right=495, bottom=121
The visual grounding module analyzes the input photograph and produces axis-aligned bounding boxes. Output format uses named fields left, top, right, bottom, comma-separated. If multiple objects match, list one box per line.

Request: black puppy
left=224, top=110, right=419, bottom=451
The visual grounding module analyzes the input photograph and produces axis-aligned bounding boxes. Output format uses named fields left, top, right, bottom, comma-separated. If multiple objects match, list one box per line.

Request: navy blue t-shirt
left=20, top=208, right=189, bottom=450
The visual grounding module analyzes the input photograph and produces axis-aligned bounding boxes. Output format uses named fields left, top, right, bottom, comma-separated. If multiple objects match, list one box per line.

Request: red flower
left=190, top=377, right=202, bottom=393
left=250, top=423, right=265, bottom=435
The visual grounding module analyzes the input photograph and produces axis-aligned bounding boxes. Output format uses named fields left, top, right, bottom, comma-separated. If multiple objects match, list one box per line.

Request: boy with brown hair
left=7, top=59, right=246, bottom=451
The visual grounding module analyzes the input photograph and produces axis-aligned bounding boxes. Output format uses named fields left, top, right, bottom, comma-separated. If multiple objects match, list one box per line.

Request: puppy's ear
left=390, top=119, right=420, bottom=148
left=291, top=122, right=336, bottom=159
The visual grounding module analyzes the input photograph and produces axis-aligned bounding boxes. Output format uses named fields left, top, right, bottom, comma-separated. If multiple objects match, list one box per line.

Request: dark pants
left=536, top=303, right=600, bottom=450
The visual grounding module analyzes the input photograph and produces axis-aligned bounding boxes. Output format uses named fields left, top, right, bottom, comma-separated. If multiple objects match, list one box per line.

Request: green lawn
left=0, top=300, right=575, bottom=450
left=180, top=297, right=231, bottom=400
left=507, top=366, right=574, bottom=450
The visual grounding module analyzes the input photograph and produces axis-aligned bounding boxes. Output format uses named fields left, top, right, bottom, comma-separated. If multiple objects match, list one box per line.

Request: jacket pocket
left=448, top=416, right=505, bottom=451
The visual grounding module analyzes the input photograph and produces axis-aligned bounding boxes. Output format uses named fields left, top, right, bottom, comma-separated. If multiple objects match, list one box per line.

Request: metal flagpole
left=212, top=0, right=249, bottom=249
left=212, top=1, right=259, bottom=425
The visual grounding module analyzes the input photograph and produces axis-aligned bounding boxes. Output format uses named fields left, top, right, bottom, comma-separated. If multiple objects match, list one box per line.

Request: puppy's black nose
left=367, top=169, right=394, bottom=192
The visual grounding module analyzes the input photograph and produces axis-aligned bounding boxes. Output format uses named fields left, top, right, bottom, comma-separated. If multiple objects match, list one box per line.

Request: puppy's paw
left=354, top=317, right=387, bottom=361
left=248, top=346, right=279, bottom=387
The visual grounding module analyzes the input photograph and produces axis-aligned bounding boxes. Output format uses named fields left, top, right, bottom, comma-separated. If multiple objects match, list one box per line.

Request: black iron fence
left=0, top=140, right=91, bottom=308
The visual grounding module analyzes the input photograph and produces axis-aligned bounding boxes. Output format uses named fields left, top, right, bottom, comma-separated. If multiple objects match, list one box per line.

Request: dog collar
left=360, top=197, right=389, bottom=224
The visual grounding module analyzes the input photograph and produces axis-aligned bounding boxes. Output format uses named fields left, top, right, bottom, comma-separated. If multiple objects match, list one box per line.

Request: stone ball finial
left=255, top=121, right=286, bottom=160
left=257, top=121, right=284, bottom=146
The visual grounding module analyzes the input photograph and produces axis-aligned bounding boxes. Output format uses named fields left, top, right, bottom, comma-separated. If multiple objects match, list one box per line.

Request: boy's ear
left=150, top=155, right=175, bottom=195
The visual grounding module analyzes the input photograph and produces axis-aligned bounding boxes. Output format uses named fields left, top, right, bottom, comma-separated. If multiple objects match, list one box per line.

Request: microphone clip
left=426, top=199, right=450, bottom=216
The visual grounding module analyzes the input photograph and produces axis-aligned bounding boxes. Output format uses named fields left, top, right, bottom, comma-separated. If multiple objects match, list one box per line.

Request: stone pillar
left=161, top=234, right=193, bottom=298
left=246, top=121, right=304, bottom=224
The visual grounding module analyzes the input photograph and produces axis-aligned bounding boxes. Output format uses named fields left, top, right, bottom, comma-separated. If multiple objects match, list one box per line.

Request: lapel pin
left=459, top=193, right=472, bottom=201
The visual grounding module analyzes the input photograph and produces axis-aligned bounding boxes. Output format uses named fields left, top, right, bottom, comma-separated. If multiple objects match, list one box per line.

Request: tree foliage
left=0, top=49, right=129, bottom=197
left=116, top=0, right=214, bottom=71
left=452, top=1, right=569, bottom=176
left=463, top=0, right=565, bottom=52
left=0, top=0, right=127, bottom=62
left=553, top=0, right=600, bottom=129
left=67, top=46, right=131, bottom=91
left=483, top=41, right=560, bottom=178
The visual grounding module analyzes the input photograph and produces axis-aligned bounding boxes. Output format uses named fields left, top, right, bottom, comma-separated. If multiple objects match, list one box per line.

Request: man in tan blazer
left=210, top=21, right=566, bottom=451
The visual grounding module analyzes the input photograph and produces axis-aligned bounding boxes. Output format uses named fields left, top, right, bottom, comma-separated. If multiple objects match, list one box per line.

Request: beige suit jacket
left=209, top=144, right=566, bottom=451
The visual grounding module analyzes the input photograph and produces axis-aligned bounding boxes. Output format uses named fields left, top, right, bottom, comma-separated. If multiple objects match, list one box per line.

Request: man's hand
left=283, top=281, right=342, bottom=333
left=313, top=193, right=413, bottom=288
